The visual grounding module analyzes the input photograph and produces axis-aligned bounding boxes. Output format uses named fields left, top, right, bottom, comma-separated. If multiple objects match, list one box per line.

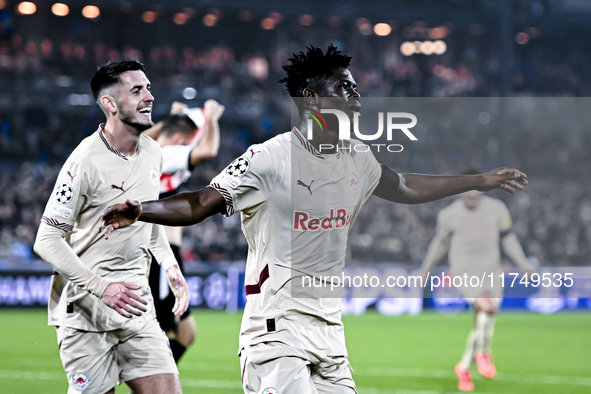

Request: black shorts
left=149, top=244, right=192, bottom=332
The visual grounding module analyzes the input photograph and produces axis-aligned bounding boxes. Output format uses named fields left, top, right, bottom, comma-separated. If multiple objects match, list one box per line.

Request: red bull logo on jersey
left=292, top=207, right=356, bottom=231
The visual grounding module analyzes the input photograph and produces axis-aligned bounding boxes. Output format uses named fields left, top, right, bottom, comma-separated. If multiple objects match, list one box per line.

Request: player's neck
left=299, top=121, right=339, bottom=154
left=103, top=122, right=141, bottom=157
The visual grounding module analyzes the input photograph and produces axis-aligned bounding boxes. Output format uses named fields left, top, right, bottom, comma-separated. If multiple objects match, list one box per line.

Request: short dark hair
left=279, top=44, right=352, bottom=97
left=90, top=60, right=147, bottom=101
left=161, top=114, right=197, bottom=138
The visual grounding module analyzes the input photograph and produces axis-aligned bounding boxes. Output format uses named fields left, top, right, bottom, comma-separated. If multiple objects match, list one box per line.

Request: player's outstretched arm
left=373, top=166, right=527, bottom=204
left=100, top=187, right=226, bottom=238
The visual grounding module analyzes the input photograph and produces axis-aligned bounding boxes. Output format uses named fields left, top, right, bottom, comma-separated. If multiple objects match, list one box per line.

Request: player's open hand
left=203, top=99, right=225, bottom=121
left=99, top=199, right=142, bottom=239
left=166, top=265, right=190, bottom=317
left=101, top=282, right=148, bottom=318
left=478, top=167, right=528, bottom=193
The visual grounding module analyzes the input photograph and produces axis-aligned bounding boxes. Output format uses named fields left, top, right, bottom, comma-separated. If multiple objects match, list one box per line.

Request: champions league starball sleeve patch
left=55, top=183, right=74, bottom=204
left=226, top=157, right=250, bottom=177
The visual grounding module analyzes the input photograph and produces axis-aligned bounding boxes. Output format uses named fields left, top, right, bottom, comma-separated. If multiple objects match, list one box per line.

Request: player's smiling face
left=114, top=70, right=154, bottom=131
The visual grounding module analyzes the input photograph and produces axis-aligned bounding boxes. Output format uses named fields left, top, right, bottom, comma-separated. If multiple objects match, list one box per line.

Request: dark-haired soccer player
left=420, top=186, right=534, bottom=392
left=143, top=99, right=225, bottom=363
left=34, top=60, right=189, bottom=394
left=100, top=46, right=527, bottom=394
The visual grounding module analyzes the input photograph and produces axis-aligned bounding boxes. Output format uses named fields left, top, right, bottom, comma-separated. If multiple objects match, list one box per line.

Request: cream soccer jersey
left=40, top=125, right=175, bottom=332
left=436, top=195, right=512, bottom=282
left=209, top=128, right=382, bottom=359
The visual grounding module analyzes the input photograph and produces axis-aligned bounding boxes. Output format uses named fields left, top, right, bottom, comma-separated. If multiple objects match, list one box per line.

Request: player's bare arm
left=100, top=187, right=226, bottom=237
left=189, top=99, right=224, bottom=165
left=373, top=165, right=528, bottom=204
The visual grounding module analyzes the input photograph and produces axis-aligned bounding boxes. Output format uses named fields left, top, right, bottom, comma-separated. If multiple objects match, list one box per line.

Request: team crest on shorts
left=55, top=183, right=74, bottom=204
left=226, top=157, right=250, bottom=177
left=72, top=372, right=90, bottom=390
left=261, top=387, right=279, bottom=394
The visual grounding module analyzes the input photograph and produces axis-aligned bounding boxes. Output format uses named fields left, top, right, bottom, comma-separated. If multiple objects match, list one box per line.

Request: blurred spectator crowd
left=1, top=22, right=591, bottom=269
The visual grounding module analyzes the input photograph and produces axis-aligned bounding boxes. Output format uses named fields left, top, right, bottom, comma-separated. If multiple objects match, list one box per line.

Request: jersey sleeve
left=40, top=155, right=90, bottom=232
left=208, top=144, right=274, bottom=217
left=160, top=145, right=192, bottom=174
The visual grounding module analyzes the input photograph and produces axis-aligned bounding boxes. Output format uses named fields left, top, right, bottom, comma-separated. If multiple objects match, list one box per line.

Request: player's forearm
left=399, top=174, right=482, bottom=204
left=501, top=232, right=534, bottom=271
left=139, top=188, right=223, bottom=226
left=189, top=118, right=220, bottom=165
left=149, top=224, right=178, bottom=270
left=34, top=222, right=109, bottom=297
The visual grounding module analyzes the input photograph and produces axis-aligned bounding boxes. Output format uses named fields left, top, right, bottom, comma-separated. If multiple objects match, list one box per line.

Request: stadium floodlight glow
left=141, top=11, right=157, bottom=23
left=173, top=12, right=188, bottom=25
left=299, top=14, right=313, bottom=26
left=260, top=17, right=275, bottom=30
left=82, top=5, right=100, bottom=19
left=17, top=1, right=36, bottom=15
left=182, top=87, right=197, bottom=100
left=52, top=3, right=69, bottom=16
left=429, top=26, right=449, bottom=39
left=515, top=32, right=529, bottom=45
left=420, top=41, right=435, bottom=55
left=400, top=41, right=415, bottom=56
left=202, top=13, right=218, bottom=26
left=433, top=40, right=447, bottom=55
left=374, top=23, right=391, bottom=36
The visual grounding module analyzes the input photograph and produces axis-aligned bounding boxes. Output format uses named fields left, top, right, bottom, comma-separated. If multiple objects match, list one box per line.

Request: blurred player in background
left=100, top=46, right=528, bottom=394
left=143, top=99, right=224, bottom=363
left=34, top=60, right=189, bottom=394
left=420, top=172, right=535, bottom=392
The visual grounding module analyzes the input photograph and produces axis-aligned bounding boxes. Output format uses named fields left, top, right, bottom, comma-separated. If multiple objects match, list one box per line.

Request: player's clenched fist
left=99, top=199, right=142, bottom=239
left=477, top=167, right=528, bottom=193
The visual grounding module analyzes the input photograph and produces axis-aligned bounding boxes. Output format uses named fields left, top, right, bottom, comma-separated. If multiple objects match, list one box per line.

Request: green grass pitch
left=0, top=309, right=589, bottom=393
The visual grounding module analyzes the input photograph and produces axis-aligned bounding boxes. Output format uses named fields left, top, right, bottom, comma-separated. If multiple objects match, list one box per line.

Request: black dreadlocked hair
left=90, top=60, right=146, bottom=101
left=278, top=44, right=352, bottom=97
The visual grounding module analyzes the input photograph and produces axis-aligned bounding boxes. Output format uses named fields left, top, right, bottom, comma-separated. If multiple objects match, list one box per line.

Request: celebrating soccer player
left=34, top=61, right=189, bottom=394
left=100, top=46, right=527, bottom=394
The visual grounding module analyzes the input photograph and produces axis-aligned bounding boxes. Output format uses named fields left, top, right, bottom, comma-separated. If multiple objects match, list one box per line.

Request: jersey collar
left=97, top=124, right=139, bottom=161
left=291, top=127, right=344, bottom=160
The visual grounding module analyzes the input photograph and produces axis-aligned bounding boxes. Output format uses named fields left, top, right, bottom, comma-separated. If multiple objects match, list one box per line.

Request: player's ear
left=303, top=88, right=318, bottom=106
left=101, top=95, right=117, bottom=114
